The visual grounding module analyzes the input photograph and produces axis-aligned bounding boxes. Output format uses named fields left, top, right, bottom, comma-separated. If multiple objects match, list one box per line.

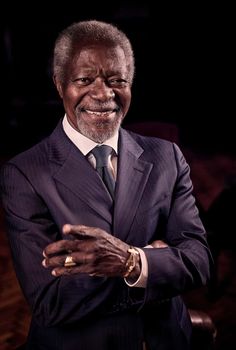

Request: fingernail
left=63, top=224, right=71, bottom=234
left=43, top=250, right=47, bottom=258
left=52, top=270, right=57, bottom=276
left=42, top=259, right=47, bottom=267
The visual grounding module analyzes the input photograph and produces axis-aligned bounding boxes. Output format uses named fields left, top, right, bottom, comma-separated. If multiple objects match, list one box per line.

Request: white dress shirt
left=62, top=115, right=148, bottom=288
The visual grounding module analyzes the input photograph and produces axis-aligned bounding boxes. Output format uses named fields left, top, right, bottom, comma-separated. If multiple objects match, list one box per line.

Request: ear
left=53, top=75, right=63, bottom=98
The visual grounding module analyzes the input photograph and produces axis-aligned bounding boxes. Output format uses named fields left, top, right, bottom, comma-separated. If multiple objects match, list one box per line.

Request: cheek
left=62, top=90, right=82, bottom=116
left=62, top=89, right=80, bottom=127
left=63, top=87, right=79, bottom=103
left=116, top=88, right=131, bottom=109
left=122, top=91, right=132, bottom=113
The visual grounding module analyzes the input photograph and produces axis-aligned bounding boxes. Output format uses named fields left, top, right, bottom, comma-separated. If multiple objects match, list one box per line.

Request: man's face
left=55, top=44, right=132, bottom=143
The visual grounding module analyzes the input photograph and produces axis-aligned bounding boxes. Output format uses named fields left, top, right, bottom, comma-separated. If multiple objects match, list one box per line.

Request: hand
left=150, top=240, right=168, bottom=248
left=42, top=224, right=139, bottom=278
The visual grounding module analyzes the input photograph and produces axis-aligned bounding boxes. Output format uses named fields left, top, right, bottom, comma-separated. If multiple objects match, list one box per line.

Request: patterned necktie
left=91, top=145, right=115, bottom=198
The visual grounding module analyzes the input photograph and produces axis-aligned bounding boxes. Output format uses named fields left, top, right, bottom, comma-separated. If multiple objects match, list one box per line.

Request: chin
left=77, top=116, right=123, bottom=142
left=81, top=128, right=117, bottom=143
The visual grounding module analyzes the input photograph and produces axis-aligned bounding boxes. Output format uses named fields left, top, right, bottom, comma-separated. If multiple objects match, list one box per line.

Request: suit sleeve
left=0, top=162, right=114, bottom=326
left=143, top=143, right=213, bottom=303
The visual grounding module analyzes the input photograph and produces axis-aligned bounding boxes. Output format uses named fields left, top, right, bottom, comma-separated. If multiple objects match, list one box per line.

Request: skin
left=54, top=44, right=132, bottom=143
left=43, top=224, right=137, bottom=278
left=42, top=224, right=166, bottom=279
left=43, top=43, right=166, bottom=280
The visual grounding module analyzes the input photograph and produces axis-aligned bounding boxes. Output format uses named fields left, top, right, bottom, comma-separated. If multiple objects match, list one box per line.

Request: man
left=0, top=20, right=212, bottom=349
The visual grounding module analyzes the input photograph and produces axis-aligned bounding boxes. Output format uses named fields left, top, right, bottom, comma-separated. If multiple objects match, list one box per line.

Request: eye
left=72, top=77, right=93, bottom=86
left=108, top=78, right=129, bottom=88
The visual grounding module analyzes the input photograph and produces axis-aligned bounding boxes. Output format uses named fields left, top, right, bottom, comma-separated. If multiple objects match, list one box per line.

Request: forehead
left=71, top=44, right=127, bottom=72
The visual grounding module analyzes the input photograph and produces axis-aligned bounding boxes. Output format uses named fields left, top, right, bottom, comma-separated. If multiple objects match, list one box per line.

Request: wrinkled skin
left=42, top=224, right=166, bottom=280
left=43, top=224, right=138, bottom=279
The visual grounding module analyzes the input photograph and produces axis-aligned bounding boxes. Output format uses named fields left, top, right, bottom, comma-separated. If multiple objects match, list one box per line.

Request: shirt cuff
left=124, top=248, right=148, bottom=288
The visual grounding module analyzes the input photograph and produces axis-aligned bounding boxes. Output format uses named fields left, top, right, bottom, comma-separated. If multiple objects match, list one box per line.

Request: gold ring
left=64, top=255, right=76, bottom=267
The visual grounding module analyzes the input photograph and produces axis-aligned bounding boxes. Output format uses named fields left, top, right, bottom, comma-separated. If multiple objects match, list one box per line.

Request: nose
left=89, top=78, right=115, bottom=101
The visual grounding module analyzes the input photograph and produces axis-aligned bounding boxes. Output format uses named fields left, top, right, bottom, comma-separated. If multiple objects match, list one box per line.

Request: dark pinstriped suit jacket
left=0, top=120, right=212, bottom=349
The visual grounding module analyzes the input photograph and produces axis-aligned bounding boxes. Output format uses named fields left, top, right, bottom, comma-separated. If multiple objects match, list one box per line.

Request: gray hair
left=53, top=20, right=135, bottom=85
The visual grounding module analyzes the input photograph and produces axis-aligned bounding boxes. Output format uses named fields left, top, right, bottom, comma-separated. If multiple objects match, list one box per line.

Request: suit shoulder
left=2, top=120, right=65, bottom=171
left=1, top=138, right=49, bottom=171
left=124, top=128, right=174, bottom=150
left=122, top=128, right=186, bottom=167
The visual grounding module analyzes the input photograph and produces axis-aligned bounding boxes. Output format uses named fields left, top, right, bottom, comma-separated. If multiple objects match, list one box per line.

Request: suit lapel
left=48, top=122, right=153, bottom=234
left=113, top=129, right=153, bottom=241
left=48, top=122, right=113, bottom=224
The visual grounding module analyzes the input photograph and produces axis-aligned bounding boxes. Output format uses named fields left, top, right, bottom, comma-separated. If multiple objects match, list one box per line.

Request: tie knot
left=91, top=145, right=113, bottom=168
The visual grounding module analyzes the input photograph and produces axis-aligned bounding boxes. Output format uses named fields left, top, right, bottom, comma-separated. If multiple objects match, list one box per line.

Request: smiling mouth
left=81, top=109, right=118, bottom=117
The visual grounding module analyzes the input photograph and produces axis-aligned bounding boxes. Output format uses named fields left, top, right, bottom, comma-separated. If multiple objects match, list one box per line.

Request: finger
left=62, top=224, right=88, bottom=235
left=51, top=263, right=97, bottom=277
left=62, top=223, right=72, bottom=234
left=52, top=266, right=82, bottom=276
left=42, top=254, right=67, bottom=268
left=150, top=240, right=168, bottom=248
left=62, top=224, right=103, bottom=239
left=43, top=239, right=79, bottom=257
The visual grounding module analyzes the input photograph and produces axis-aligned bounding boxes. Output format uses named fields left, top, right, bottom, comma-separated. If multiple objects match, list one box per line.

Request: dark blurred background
left=1, top=3, right=236, bottom=349
left=1, top=2, right=234, bottom=156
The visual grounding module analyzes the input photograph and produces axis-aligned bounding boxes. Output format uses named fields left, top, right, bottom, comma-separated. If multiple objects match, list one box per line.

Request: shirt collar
left=62, top=115, right=119, bottom=155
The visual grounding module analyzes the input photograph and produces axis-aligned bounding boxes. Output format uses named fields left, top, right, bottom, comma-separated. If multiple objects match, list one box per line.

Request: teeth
left=85, top=110, right=113, bottom=116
